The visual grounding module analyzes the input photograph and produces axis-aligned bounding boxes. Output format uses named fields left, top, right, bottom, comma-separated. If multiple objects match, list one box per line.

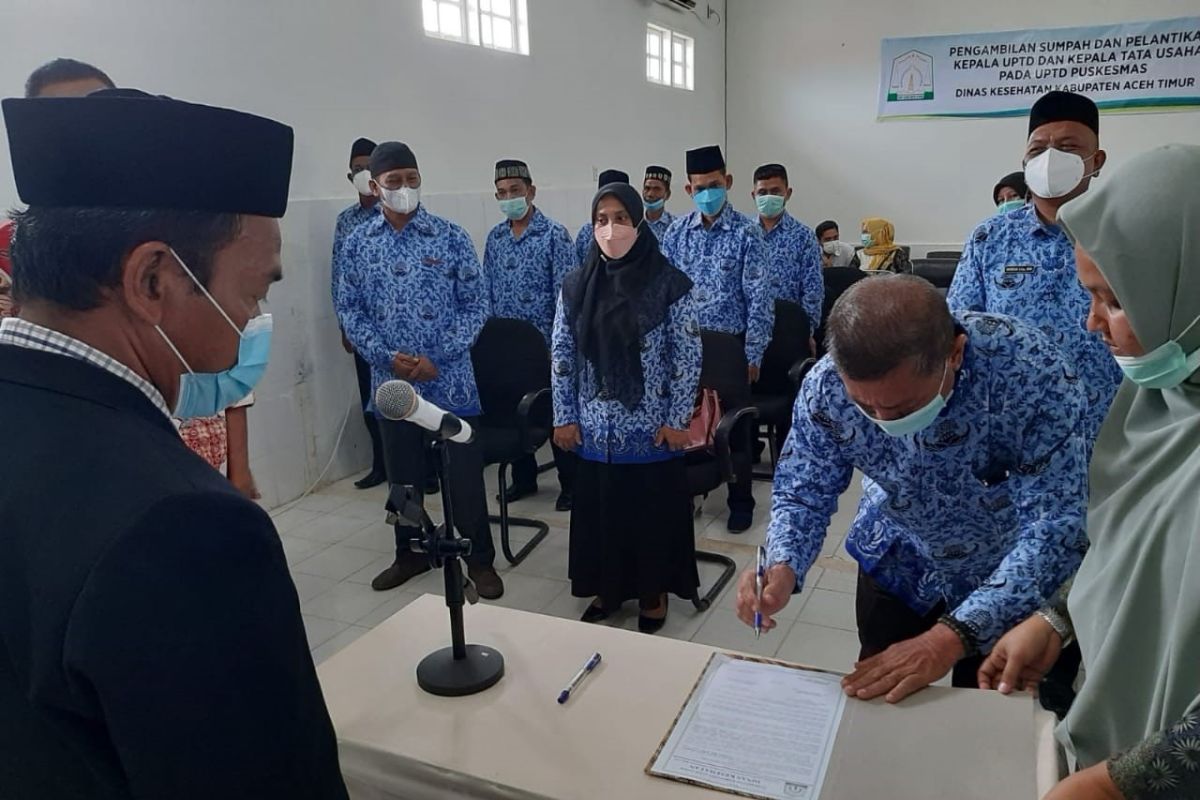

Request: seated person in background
left=574, top=169, right=629, bottom=265
left=980, top=145, right=1200, bottom=800
left=335, top=142, right=503, bottom=600
left=553, top=182, right=701, bottom=633
left=859, top=217, right=910, bottom=272
left=816, top=219, right=858, bottom=269
left=178, top=394, right=260, bottom=499
left=24, top=57, right=114, bottom=98
left=483, top=158, right=577, bottom=510
left=736, top=275, right=1089, bottom=702
left=993, top=170, right=1028, bottom=215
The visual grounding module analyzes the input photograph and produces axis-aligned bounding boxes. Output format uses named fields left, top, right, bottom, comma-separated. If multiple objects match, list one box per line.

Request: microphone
left=375, top=379, right=474, bottom=444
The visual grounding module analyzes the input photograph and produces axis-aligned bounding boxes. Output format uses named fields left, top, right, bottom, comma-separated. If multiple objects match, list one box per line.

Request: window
left=646, top=24, right=694, bottom=91
left=421, top=0, right=529, bottom=55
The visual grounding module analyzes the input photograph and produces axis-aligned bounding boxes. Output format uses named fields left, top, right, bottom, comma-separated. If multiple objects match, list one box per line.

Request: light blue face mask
left=755, top=193, right=786, bottom=218
left=1113, top=314, right=1200, bottom=389
left=644, top=197, right=666, bottom=212
left=857, top=361, right=952, bottom=437
left=156, top=249, right=273, bottom=419
left=996, top=199, right=1025, bottom=215
left=861, top=232, right=873, bottom=247
left=693, top=186, right=727, bottom=216
left=498, top=196, right=529, bottom=221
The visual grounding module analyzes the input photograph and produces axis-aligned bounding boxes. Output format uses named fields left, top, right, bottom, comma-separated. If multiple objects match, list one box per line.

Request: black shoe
left=580, top=600, right=612, bottom=623
left=468, top=565, right=505, bottom=600
left=498, top=483, right=537, bottom=504
left=726, top=510, right=753, bottom=533
left=370, top=556, right=431, bottom=591
left=424, top=477, right=440, bottom=495
left=555, top=492, right=573, bottom=512
left=354, top=469, right=387, bottom=490
left=638, top=597, right=668, bottom=634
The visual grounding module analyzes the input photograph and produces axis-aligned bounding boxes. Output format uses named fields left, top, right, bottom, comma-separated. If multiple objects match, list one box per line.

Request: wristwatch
left=1036, top=608, right=1075, bottom=647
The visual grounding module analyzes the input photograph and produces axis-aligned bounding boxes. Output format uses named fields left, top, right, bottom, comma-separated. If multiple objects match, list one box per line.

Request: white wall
left=725, top=0, right=1200, bottom=251
left=0, top=0, right=727, bottom=507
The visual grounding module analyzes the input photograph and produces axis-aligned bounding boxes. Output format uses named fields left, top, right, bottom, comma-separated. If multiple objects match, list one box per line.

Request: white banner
left=877, top=16, right=1200, bottom=120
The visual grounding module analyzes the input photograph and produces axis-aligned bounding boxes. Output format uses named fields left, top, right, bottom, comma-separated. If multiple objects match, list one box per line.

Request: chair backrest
left=911, top=258, right=958, bottom=288
left=817, top=268, right=869, bottom=354
left=925, top=250, right=962, bottom=261
left=470, top=318, right=550, bottom=427
left=758, top=299, right=810, bottom=397
left=699, top=330, right=750, bottom=411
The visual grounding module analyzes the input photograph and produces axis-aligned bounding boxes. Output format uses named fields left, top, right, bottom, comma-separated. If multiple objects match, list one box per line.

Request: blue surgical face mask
left=156, top=249, right=273, bottom=419
left=857, top=361, right=952, bottom=437
left=861, top=233, right=873, bottom=247
left=693, top=186, right=727, bottom=216
left=996, top=199, right=1025, bottom=215
left=498, top=196, right=529, bottom=221
left=1113, top=314, right=1200, bottom=389
left=644, top=197, right=666, bottom=212
left=755, top=193, right=786, bottom=218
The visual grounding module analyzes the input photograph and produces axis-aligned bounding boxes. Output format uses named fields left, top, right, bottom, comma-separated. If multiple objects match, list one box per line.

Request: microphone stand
left=385, top=422, right=504, bottom=697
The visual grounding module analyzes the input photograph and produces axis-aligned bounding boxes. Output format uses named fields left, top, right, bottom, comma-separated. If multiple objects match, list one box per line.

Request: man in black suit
left=0, top=91, right=347, bottom=798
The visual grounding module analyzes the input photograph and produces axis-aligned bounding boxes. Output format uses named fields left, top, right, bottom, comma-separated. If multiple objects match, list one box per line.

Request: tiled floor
left=275, top=448, right=868, bottom=675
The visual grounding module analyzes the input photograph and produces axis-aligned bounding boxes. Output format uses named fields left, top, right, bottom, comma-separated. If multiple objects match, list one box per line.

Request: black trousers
left=353, top=352, right=385, bottom=474
left=510, top=444, right=577, bottom=494
left=378, top=416, right=495, bottom=568
left=855, top=570, right=983, bottom=688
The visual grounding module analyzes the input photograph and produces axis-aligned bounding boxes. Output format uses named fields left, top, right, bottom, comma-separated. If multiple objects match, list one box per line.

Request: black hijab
left=561, top=183, right=693, bottom=411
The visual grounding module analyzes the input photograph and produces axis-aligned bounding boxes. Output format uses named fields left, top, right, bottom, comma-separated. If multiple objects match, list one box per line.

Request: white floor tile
left=291, top=572, right=338, bottom=604
left=507, top=540, right=569, bottom=581
left=797, top=588, right=858, bottom=632
left=302, top=614, right=350, bottom=649
left=292, top=544, right=385, bottom=581
left=301, top=580, right=395, bottom=624
left=345, top=553, right=398, bottom=585
left=340, top=523, right=397, bottom=554
left=271, top=508, right=322, bottom=534
left=292, top=493, right=353, bottom=514
left=815, top=566, right=858, bottom=594
left=487, top=573, right=568, bottom=613
left=281, top=535, right=331, bottom=567
left=690, top=607, right=791, bottom=658
left=311, top=625, right=371, bottom=664
left=539, top=585, right=592, bottom=622
left=336, top=498, right=390, bottom=522
left=355, top=591, right=422, bottom=628
left=775, top=622, right=861, bottom=675
left=288, top=513, right=373, bottom=545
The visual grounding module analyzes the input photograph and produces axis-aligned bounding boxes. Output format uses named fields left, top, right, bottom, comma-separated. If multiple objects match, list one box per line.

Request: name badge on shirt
left=1003, top=264, right=1037, bottom=274
left=422, top=257, right=444, bottom=266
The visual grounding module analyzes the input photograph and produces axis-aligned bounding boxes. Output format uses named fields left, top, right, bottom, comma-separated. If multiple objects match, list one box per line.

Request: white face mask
left=380, top=185, right=420, bottom=214
left=1024, top=148, right=1094, bottom=199
left=352, top=170, right=373, bottom=196
left=822, top=241, right=839, bottom=255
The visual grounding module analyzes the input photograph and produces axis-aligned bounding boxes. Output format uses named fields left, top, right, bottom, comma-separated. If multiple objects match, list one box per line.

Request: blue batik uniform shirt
left=334, top=205, right=490, bottom=417
left=574, top=222, right=594, bottom=267
left=659, top=204, right=774, bottom=366
left=330, top=202, right=379, bottom=305
left=767, top=312, right=1089, bottom=650
left=948, top=203, right=1123, bottom=440
left=482, top=207, right=576, bottom=346
left=646, top=209, right=676, bottom=243
left=759, top=211, right=824, bottom=328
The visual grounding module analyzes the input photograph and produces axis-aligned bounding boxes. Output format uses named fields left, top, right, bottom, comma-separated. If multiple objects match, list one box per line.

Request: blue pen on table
left=557, top=652, right=602, bottom=705
left=754, top=546, right=766, bottom=639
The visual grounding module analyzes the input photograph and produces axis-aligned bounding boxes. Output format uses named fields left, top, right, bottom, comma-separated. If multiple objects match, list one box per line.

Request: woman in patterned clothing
left=980, top=145, right=1200, bottom=800
left=552, top=182, right=702, bottom=633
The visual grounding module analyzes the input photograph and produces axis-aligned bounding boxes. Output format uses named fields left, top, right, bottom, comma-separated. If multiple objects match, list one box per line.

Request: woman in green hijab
left=979, top=143, right=1200, bottom=800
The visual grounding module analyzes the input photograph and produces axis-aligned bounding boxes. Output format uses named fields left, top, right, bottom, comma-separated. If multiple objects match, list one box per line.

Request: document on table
left=647, top=652, right=846, bottom=800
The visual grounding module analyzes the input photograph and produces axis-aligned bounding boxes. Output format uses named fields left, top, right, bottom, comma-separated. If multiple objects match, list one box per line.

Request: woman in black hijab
left=551, top=183, right=701, bottom=632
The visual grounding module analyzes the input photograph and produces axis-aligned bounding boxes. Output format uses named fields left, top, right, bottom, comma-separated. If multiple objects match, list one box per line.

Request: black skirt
left=568, top=456, right=699, bottom=603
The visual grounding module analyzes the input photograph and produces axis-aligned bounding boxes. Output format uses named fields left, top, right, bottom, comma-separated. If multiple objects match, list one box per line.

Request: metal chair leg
left=490, top=461, right=550, bottom=566
left=752, top=424, right=776, bottom=482
left=692, top=550, right=737, bottom=611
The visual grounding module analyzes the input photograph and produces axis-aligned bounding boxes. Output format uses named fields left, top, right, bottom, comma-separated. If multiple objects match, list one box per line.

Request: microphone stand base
left=416, top=645, right=505, bottom=697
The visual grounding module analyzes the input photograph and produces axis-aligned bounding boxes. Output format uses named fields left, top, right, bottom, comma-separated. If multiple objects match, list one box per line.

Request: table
left=319, top=595, right=1057, bottom=800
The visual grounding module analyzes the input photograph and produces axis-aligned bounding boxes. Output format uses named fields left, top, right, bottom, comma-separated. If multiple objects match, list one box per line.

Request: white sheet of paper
left=649, top=653, right=846, bottom=800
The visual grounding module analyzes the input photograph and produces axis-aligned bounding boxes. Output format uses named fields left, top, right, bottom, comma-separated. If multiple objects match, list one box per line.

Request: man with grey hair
left=735, top=275, right=1089, bottom=702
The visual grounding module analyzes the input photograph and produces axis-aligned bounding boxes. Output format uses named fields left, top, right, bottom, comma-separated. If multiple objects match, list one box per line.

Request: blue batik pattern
left=646, top=210, right=676, bottom=243
left=766, top=312, right=1089, bottom=650
left=482, top=208, right=576, bottom=346
left=334, top=206, right=489, bottom=417
left=760, top=211, right=824, bottom=328
left=659, top=205, right=774, bottom=366
left=575, top=222, right=594, bottom=267
left=330, top=203, right=379, bottom=305
left=948, top=203, right=1123, bottom=441
left=551, top=289, right=702, bottom=464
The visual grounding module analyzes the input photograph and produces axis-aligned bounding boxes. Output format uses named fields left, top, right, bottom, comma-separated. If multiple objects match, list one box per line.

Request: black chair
left=815, top=267, right=869, bottom=356
left=925, top=250, right=962, bottom=261
left=752, top=299, right=813, bottom=478
left=912, top=258, right=958, bottom=289
left=683, top=330, right=759, bottom=611
left=470, top=318, right=552, bottom=566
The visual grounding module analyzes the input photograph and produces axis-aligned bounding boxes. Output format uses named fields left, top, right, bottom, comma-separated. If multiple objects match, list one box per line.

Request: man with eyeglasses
left=948, top=91, right=1122, bottom=444
left=482, top=158, right=577, bottom=510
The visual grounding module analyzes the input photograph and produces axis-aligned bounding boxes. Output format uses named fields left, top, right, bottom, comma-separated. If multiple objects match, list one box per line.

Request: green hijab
left=1056, top=144, right=1200, bottom=767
